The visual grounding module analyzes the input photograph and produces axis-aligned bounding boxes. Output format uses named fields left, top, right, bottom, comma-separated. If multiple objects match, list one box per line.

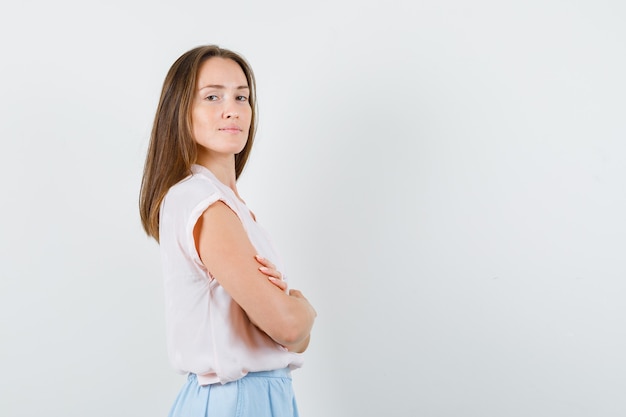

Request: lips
left=219, top=125, right=242, bottom=133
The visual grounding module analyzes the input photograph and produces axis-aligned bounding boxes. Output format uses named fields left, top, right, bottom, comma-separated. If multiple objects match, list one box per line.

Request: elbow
left=270, top=313, right=314, bottom=347
left=277, top=327, right=307, bottom=347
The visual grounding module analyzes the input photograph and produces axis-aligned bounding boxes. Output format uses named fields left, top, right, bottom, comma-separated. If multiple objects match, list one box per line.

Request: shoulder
left=164, top=172, right=221, bottom=211
left=160, top=171, right=226, bottom=244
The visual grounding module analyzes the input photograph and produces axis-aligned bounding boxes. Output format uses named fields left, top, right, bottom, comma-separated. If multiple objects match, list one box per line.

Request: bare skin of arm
left=255, top=256, right=313, bottom=353
left=194, top=201, right=316, bottom=349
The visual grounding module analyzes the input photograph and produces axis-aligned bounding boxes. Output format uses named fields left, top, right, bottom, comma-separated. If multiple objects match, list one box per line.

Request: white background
left=1, top=0, right=625, bottom=416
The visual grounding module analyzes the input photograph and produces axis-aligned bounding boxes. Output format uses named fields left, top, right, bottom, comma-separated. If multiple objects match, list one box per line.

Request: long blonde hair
left=139, top=45, right=257, bottom=241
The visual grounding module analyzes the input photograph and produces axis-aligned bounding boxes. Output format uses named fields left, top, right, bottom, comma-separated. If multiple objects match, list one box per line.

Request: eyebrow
left=198, top=84, right=250, bottom=91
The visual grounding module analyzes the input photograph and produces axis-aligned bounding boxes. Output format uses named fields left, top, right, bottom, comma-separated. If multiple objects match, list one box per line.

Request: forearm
left=259, top=291, right=316, bottom=347
left=195, top=202, right=316, bottom=347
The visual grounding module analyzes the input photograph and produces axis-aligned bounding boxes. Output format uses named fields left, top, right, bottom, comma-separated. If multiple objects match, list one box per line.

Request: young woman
left=139, top=45, right=316, bottom=417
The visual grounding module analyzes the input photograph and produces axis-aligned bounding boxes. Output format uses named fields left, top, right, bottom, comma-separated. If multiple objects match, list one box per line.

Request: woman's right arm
left=194, top=201, right=316, bottom=347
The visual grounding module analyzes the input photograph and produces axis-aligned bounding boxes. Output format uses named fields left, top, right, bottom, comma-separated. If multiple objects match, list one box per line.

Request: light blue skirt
left=167, top=368, right=300, bottom=417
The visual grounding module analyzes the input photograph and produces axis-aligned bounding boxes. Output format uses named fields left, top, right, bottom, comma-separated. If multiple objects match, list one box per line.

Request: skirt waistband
left=244, top=368, right=292, bottom=379
left=188, top=367, right=292, bottom=383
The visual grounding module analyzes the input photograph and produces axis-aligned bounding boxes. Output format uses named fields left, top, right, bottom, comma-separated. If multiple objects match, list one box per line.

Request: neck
left=196, top=154, right=239, bottom=194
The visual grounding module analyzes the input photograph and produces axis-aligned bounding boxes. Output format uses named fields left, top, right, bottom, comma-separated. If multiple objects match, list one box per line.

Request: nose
left=223, top=100, right=239, bottom=119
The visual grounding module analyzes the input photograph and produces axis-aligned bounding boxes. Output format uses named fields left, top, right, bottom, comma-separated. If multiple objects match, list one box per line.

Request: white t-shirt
left=159, top=164, right=303, bottom=385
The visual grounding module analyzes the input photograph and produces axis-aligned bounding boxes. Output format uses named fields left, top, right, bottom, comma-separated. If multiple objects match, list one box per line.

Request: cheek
left=190, top=108, right=201, bottom=135
left=191, top=108, right=213, bottom=138
left=244, top=108, right=253, bottom=128
left=190, top=120, right=201, bottom=143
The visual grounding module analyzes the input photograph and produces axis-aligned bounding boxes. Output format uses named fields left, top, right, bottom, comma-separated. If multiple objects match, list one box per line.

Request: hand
left=255, top=255, right=287, bottom=292
left=288, top=289, right=316, bottom=317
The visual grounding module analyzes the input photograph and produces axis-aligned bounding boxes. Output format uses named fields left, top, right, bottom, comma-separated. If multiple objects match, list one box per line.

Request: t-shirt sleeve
left=184, top=193, right=223, bottom=271
left=160, top=176, right=227, bottom=275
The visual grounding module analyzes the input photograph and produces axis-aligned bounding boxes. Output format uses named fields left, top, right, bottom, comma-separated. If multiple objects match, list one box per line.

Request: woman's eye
left=205, top=95, right=219, bottom=101
left=236, top=96, right=249, bottom=102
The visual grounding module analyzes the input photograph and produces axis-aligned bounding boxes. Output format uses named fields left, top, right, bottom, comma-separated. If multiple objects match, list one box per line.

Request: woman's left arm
left=255, top=255, right=313, bottom=353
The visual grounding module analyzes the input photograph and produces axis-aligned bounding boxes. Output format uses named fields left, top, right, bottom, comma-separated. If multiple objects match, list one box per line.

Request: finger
left=254, top=254, right=276, bottom=270
left=258, top=266, right=282, bottom=280
left=255, top=256, right=284, bottom=281
left=268, top=276, right=288, bottom=291
left=288, top=289, right=303, bottom=298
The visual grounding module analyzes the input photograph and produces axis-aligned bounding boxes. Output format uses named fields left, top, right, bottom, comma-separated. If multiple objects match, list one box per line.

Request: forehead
left=196, top=57, right=248, bottom=87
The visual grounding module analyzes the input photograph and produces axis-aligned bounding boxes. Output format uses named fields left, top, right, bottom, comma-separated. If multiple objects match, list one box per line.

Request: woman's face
left=191, top=57, right=252, bottom=164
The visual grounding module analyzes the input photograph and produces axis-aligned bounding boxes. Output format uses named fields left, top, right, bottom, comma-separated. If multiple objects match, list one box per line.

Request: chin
left=234, top=143, right=248, bottom=154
